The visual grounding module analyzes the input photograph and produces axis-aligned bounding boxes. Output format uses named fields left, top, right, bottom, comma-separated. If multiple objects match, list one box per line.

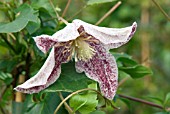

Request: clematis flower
left=14, top=19, right=137, bottom=99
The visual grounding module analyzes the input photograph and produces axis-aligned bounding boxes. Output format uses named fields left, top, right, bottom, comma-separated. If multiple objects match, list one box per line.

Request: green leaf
left=0, top=59, right=19, bottom=72
left=112, top=52, right=132, bottom=60
left=31, top=0, right=55, bottom=16
left=119, top=65, right=153, bottom=79
left=69, top=83, right=98, bottom=114
left=44, top=62, right=93, bottom=92
left=164, top=92, right=170, bottom=105
left=0, top=71, right=13, bottom=85
left=118, top=70, right=129, bottom=77
left=26, top=17, right=41, bottom=34
left=24, top=93, right=67, bottom=114
left=112, top=53, right=153, bottom=78
left=90, top=110, right=106, bottom=114
left=0, top=4, right=38, bottom=33
left=117, top=57, right=138, bottom=66
left=87, top=0, right=116, bottom=6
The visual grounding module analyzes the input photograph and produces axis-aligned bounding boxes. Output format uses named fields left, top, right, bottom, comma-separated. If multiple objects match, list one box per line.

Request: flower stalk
left=54, top=88, right=110, bottom=114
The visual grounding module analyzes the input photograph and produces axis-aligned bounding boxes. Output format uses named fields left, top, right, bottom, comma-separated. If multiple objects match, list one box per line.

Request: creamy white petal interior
left=52, top=23, right=80, bottom=42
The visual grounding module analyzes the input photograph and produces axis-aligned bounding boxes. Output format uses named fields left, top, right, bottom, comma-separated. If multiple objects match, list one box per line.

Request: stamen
left=71, top=37, right=96, bottom=61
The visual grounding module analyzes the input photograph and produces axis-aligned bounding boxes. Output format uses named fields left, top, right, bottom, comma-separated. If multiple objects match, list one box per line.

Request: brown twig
left=118, top=77, right=129, bottom=87
left=58, top=92, right=74, bottom=114
left=152, top=0, right=170, bottom=21
left=119, top=94, right=164, bottom=109
left=67, top=5, right=87, bottom=21
left=62, top=0, right=71, bottom=17
left=49, top=0, right=68, bottom=25
left=95, top=1, right=122, bottom=25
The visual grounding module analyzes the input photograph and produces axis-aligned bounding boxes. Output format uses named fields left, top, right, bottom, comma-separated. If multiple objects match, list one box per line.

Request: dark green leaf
left=0, top=58, right=19, bottom=72
left=111, top=52, right=132, bottom=60
left=119, top=65, right=153, bottom=79
left=118, top=70, right=129, bottom=77
left=0, top=4, right=38, bottom=33
left=44, top=62, right=93, bottom=92
left=26, top=18, right=41, bottom=34
left=87, top=0, right=116, bottom=6
left=117, top=57, right=138, bottom=66
left=24, top=93, right=67, bottom=114
left=69, top=83, right=98, bottom=114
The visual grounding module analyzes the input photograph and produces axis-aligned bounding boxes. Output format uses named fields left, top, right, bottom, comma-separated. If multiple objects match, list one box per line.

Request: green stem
left=54, top=88, right=104, bottom=114
left=0, top=34, right=16, bottom=53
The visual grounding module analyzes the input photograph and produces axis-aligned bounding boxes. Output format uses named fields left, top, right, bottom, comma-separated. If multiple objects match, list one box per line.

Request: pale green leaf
left=164, top=92, right=170, bottom=105
left=69, top=83, right=98, bottom=114
left=0, top=4, right=38, bottom=33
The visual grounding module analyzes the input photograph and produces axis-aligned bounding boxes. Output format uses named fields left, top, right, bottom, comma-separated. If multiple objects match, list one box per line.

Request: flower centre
left=71, top=37, right=96, bottom=62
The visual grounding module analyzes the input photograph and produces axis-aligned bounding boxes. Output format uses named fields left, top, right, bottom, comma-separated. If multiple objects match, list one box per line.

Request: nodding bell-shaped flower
left=14, top=19, right=137, bottom=100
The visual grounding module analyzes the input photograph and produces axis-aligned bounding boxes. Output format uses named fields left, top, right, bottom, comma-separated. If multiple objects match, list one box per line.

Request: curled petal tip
left=33, top=35, right=56, bottom=53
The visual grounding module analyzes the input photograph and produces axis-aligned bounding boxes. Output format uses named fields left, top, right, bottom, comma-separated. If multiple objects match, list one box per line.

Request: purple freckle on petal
left=15, top=19, right=137, bottom=100
left=75, top=36, right=118, bottom=99
left=129, top=23, right=137, bottom=38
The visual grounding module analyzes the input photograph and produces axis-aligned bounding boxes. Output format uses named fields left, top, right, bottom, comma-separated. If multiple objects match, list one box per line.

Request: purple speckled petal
left=73, top=19, right=137, bottom=50
left=14, top=47, right=60, bottom=93
left=34, top=35, right=57, bottom=53
left=75, top=42, right=118, bottom=100
left=14, top=42, right=72, bottom=93
left=104, top=22, right=137, bottom=50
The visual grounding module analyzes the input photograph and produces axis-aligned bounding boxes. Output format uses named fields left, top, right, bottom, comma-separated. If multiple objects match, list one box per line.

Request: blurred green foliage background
left=0, top=0, right=170, bottom=114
